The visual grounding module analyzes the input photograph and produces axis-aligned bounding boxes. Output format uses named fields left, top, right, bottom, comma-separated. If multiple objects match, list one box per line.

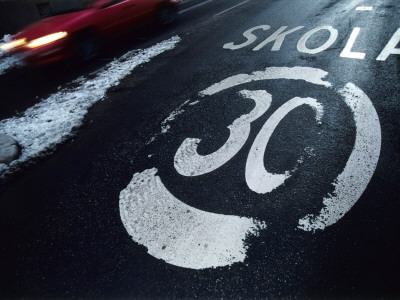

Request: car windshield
left=51, top=0, right=97, bottom=15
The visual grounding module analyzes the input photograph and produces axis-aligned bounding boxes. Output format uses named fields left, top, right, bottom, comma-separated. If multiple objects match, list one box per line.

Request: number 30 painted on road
left=119, top=67, right=381, bottom=269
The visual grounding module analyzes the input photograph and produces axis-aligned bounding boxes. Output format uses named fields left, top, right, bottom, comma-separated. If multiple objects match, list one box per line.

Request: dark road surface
left=1, top=0, right=399, bottom=298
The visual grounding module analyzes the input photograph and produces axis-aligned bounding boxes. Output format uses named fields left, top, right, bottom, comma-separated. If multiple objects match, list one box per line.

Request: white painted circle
left=119, top=67, right=381, bottom=269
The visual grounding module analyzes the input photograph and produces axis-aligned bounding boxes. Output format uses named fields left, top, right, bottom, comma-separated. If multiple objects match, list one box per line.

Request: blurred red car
left=0, top=0, right=180, bottom=66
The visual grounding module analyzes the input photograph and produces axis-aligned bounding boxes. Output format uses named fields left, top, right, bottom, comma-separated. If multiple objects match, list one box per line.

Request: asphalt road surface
left=1, top=0, right=399, bottom=298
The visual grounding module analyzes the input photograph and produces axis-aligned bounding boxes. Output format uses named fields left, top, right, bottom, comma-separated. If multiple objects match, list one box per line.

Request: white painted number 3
left=174, top=92, right=323, bottom=194
left=119, top=67, right=381, bottom=270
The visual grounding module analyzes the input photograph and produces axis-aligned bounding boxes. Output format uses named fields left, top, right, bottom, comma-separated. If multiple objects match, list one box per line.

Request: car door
left=126, top=0, right=159, bottom=26
left=93, top=0, right=145, bottom=36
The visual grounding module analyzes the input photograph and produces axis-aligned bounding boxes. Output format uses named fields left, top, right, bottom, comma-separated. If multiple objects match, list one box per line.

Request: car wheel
left=75, top=33, right=100, bottom=62
left=157, top=6, right=177, bottom=26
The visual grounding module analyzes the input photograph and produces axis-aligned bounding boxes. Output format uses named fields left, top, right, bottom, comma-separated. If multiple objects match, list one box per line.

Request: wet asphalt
left=0, top=0, right=399, bottom=298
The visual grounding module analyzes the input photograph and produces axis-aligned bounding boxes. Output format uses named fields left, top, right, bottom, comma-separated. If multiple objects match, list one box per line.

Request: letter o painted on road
left=297, top=26, right=338, bottom=54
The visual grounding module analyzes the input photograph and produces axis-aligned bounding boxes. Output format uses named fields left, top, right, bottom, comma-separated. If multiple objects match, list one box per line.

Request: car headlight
left=27, top=32, right=68, bottom=49
left=0, top=38, right=27, bottom=52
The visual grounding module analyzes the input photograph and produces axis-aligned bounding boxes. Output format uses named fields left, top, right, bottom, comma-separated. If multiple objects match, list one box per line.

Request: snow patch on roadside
left=0, top=35, right=181, bottom=178
left=0, top=34, right=21, bottom=74
left=0, top=34, right=12, bottom=50
left=0, top=55, right=21, bottom=75
left=3, top=34, right=12, bottom=42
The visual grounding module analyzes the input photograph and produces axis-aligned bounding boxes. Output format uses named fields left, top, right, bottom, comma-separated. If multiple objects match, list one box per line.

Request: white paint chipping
left=189, top=100, right=200, bottom=106
left=146, top=136, right=156, bottom=145
left=174, top=90, right=272, bottom=176
left=0, top=36, right=181, bottom=177
left=146, top=99, right=192, bottom=145
left=355, top=6, right=373, bottom=11
left=200, top=66, right=332, bottom=96
left=160, top=99, right=190, bottom=134
left=246, top=97, right=323, bottom=194
left=298, top=83, right=381, bottom=231
left=119, top=168, right=265, bottom=269
left=304, top=146, right=315, bottom=157
left=161, top=125, right=171, bottom=134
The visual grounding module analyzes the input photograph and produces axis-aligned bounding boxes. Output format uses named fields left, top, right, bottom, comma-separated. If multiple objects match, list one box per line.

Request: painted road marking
left=215, top=0, right=251, bottom=16
left=175, top=90, right=272, bottom=176
left=252, top=26, right=304, bottom=51
left=179, top=0, right=214, bottom=14
left=340, top=27, right=366, bottom=59
left=300, top=83, right=381, bottom=230
left=176, top=67, right=330, bottom=178
left=223, top=25, right=271, bottom=50
left=377, top=28, right=400, bottom=61
left=224, top=24, right=400, bottom=61
left=245, top=97, right=323, bottom=194
left=0, top=36, right=181, bottom=177
left=120, top=66, right=381, bottom=269
left=355, top=6, right=373, bottom=11
left=120, top=168, right=265, bottom=270
left=297, top=26, right=338, bottom=54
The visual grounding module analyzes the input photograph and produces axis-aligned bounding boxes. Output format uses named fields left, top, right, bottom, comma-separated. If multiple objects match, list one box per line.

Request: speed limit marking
left=119, top=67, right=381, bottom=270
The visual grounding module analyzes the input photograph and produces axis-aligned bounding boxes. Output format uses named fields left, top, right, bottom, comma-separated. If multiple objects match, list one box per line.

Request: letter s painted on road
left=223, top=25, right=270, bottom=50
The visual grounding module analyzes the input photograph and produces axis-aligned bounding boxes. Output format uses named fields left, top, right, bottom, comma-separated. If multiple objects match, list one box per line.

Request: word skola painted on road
left=224, top=25, right=400, bottom=61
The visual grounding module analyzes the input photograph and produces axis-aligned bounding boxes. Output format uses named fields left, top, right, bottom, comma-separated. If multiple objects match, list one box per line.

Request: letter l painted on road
left=340, top=27, right=365, bottom=59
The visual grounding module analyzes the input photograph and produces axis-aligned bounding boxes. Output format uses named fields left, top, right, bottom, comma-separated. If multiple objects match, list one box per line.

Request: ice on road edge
left=0, top=35, right=181, bottom=178
left=0, top=34, right=21, bottom=75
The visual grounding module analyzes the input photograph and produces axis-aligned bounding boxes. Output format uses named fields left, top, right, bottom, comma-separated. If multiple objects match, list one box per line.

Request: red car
left=0, top=0, right=180, bottom=66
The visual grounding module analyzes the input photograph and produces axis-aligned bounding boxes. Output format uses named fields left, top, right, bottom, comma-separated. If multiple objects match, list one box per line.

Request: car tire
left=74, top=32, right=100, bottom=62
left=157, top=5, right=177, bottom=26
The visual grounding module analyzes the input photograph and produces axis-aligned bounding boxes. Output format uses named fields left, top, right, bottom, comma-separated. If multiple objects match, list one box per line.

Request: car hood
left=14, top=10, right=91, bottom=40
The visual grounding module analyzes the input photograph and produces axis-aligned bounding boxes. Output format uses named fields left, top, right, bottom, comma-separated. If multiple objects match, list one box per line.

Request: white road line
left=355, top=6, right=373, bottom=11
left=215, top=0, right=250, bottom=16
left=179, top=0, right=214, bottom=14
left=0, top=36, right=181, bottom=178
left=182, top=0, right=201, bottom=4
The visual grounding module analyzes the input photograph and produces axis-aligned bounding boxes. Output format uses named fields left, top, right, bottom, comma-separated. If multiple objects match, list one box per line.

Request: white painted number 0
left=174, top=93, right=324, bottom=194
